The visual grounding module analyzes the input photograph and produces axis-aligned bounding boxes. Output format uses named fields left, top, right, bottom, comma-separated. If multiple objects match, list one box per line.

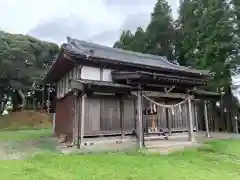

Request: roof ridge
left=70, top=37, right=169, bottom=61
left=68, top=37, right=201, bottom=72
left=65, top=37, right=209, bottom=75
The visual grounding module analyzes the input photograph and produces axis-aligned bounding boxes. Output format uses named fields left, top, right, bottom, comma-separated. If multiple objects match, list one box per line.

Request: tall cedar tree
left=177, top=0, right=236, bottom=92
left=232, top=0, right=240, bottom=74
left=175, top=0, right=202, bottom=66
left=177, top=0, right=238, bottom=131
left=113, top=0, right=175, bottom=62
left=145, top=0, right=175, bottom=62
left=113, top=30, right=134, bottom=50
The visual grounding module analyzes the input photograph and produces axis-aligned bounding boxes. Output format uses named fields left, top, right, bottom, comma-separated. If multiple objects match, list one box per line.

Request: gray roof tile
left=63, top=37, right=209, bottom=76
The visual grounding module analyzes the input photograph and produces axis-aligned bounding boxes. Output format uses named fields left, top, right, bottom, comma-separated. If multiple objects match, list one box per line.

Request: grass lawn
left=0, top=128, right=52, bottom=141
left=0, top=129, right=240, bottom=180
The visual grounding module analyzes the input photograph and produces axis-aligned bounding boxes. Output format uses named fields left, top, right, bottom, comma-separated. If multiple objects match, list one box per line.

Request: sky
left=1, top=0, right=240, bottom=94
left=0, top=0, right=179, bottom=46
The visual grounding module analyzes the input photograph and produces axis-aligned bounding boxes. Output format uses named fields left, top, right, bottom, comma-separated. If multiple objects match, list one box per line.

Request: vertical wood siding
left=55, top=94, right=74, bottom=140
left=77, top=96, right=135, bottom=136
left=72, top=95, right=201, bottom=137
left=143, top=99, right=199, bottom=131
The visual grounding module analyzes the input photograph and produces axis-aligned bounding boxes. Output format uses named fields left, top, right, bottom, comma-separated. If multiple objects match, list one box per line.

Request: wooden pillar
left=47, top=85, right=50, bottom=113
left=134, top=99, right=137, bottom=130
left=73, top=90, right=79, bottom=146
left=194, top=100, right=199, bottom=132
left=41, top=86, right=45, bottom=111
left=52, top=113, right=56, bottom=135
left=187, top=97, right=195, bottom=141
left=165, top=100, right=172, bottom=135
left=204, top=100, right=211, bottom=138
left=79, top=93, right=86, bottom=148
left=120, top=96, right=125, bottom=139
left=137, top=89, right=144, bottom=149
left=220, top=94, right=225, bottom=130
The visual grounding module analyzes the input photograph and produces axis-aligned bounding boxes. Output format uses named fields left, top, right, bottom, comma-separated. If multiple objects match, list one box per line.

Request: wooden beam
left=164, top=86, right=176, bottom=93
left=204, top=100, right=211, bottom=138
left=134, top=91, right=189, bottom=99
left=193, top=101, right=199, bottom=132
left=73, top=90, right=79, bottom=146
left=137, top=89, right=144, bottom=149
left=79, top=93, right=86, bottom=148
left=69, top=79, right=84, bottom=91
left=165, top=100, right=172, bottom=135
left=120, top=96, right=125, bottom=139
left=134, top=99, right=137, bottom=130
left=187, top=98, right=195, bottom=141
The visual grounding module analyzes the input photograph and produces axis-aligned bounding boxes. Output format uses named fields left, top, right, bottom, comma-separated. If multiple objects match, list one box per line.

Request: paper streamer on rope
left=179, top=104, right=182, bottom=113
left=131, top=92, right=190, bottom=117
left=131, top=92, right=190, bottom=108
left=150, top=102, right=153, bottom=114
left=162, top=107, right=165, bottom=113
left=153, top=103, right=157, bottom=112
left=171, top=106, right=175, bottom=115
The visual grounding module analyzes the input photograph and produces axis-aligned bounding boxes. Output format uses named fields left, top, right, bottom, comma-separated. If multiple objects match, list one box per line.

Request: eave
left=112, top=71, right=208, bottom=87
left=44, top=51, right=76, bottom=83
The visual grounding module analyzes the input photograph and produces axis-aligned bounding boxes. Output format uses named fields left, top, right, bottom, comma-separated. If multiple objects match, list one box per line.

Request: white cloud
left=0, top=0, right=179, bottom=46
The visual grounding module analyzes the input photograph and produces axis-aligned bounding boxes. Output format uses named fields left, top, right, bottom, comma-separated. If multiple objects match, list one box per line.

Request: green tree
left=145, top=0, right=175, bottom=62
left=0, top=31, right=59, bottom=112
left=114, top=28, right=147, bottom=53
left=232, top=0, right=240, bottom=74
left=176, top=0, right=237, bottom=91
left=177, top=0, right=239, bottom=131
left=113, top=30, right=134, bottom=50
left=114, top=0, right=175, bottom=62
left=130, top=27, right=147, bottom=53
left=175, top=0, right=201, bottom=66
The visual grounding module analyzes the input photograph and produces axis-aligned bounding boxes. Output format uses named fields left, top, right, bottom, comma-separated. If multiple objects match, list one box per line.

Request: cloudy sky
left=0, top=0, right=179, bottom=46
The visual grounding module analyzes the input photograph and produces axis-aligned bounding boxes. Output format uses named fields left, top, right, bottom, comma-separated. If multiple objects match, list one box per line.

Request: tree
left=176, top=0, right=237, bottom=91
left=175, top=0, right=202, bottom=66
left=0, top=31, right=59, bottom=112
left=130, top=27, right=147, bottom=53
left=145, top=0, right=176, bottom=62
left=113, top=30, right=134, bottom=50
left=177, top=0, right=239, bottom=131
left=114, top=28, right=147, bottom=53
left=113, top=0, right=175, bottom=62
left=232, top=0, right=240, bottom=74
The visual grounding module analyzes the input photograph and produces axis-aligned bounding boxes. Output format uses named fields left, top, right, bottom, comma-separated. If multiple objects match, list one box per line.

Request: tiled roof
left=62, top=37, right=209, bottom=76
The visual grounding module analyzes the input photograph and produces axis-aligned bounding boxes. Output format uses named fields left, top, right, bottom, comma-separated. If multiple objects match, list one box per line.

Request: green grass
left=0, top=129, right=240, bottom=180
left=0, top=129, right=51, bottom=141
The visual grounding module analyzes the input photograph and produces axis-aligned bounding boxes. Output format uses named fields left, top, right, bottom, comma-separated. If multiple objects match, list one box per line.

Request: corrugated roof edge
left=64, top=37, right=210, bottom=76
